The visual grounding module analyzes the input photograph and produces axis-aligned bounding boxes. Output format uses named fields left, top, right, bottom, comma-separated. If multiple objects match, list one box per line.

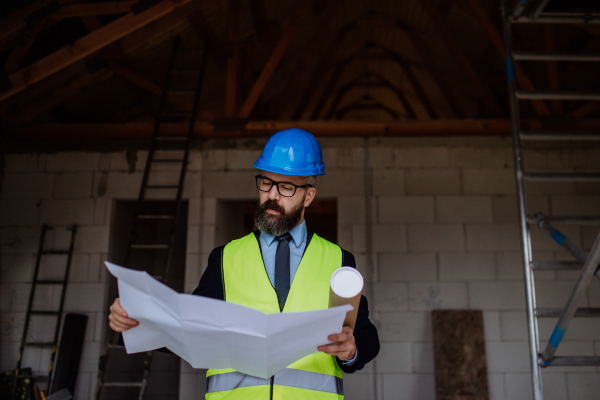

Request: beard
left=254, top=196, right=305, bottom=236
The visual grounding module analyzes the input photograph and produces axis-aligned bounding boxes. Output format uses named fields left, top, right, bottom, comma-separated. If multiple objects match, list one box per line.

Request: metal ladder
left=502, top=2, right=600, bottom=399
left=12, top=224, right=77, bottom=399
left=94, top=36, right=210, bottom=400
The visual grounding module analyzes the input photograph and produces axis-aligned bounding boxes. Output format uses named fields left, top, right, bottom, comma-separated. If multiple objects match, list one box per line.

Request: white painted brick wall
left=53, top=172, right=93, bottom=198
left=407, top=224, right=465, bottom=251
left=439, top=252, right=496, bottom=281
left=373, top=169, right=405, bottom=196
left=378, top=196, right=434, bottom=223
left=406, top=169, right=460, bottom=195
left=436, top=195, right=493, bottom=223
left=1, top=173, right=54, bottom=198
left=462, top=169, right=516, bottom=194
left=379, top=252, right=437, bottom=281
left=397, top=147, right=449, bottom=168
left=46, top=152, right=100, bottom=171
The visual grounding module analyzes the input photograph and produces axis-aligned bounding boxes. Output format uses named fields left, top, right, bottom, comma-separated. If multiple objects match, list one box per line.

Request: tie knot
left=275, top=233, right=293, bottom=243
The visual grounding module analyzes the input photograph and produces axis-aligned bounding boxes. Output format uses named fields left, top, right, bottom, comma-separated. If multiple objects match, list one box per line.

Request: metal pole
left=501, top=2, right=544, bottom=399
left=533, top=213, right=589, bottom=264
left=540, top=231, right=600, bottom=363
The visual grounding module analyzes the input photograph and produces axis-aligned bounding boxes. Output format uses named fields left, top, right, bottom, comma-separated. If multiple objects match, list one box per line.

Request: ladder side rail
left=164, top=38, right=210, bottom=283
left=137, top=351, right=154, bottom=400
left=502, top=2, right=544, bottom=399
left=12, top=225, right=49, bottom=399
left=531, top=0, right=552, bottom=19
left=540, top=231, right=600, bottom=363
left=48, top=225, right=77, bottom=393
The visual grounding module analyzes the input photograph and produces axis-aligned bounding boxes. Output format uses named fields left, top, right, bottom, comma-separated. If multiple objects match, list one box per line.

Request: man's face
left=254, top=171, right=317, bottom=236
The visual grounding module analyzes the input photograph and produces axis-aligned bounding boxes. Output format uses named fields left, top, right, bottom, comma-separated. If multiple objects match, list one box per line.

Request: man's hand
left=108, top=298, right=139, bottom=332
left=317, top=327, right=357, bottom=361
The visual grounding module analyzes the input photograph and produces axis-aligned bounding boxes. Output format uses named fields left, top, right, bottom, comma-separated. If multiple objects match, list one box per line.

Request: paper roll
left=328, top=267, right=363, bottom=330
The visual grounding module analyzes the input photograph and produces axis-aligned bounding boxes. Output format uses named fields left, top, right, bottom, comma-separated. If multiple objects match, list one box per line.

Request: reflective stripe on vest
left=206, top=369, right=343, bottom=396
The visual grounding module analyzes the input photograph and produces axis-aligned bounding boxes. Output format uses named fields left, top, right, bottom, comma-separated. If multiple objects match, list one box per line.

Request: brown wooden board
left=432, top=310, right=489, bottom=400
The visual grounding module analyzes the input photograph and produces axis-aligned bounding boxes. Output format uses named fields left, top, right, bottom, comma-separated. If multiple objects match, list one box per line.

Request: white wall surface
left=1, top=137, right=599, bottom=400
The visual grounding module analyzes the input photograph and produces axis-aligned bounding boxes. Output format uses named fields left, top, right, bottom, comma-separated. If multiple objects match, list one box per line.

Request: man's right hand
left=108, top=298, right=139, bottom=332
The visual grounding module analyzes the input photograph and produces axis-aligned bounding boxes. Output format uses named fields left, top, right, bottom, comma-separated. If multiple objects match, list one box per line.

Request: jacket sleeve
left=192, top=245, right=225, bottom=300
left=336, top=249, right=380, bottom=373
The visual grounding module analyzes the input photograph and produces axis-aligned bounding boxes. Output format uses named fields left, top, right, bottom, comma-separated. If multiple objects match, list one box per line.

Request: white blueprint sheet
left=105, top=262, right=352, bottom=379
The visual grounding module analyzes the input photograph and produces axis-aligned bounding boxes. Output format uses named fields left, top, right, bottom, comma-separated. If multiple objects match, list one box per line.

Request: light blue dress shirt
left=258, top=220, right=358, bottom=366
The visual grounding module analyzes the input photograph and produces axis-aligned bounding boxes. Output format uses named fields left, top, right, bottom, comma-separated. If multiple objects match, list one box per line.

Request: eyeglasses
left=255, top=175, right=312, bottom=197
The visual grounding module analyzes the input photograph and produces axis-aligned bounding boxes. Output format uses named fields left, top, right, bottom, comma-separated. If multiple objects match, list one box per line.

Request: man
left=109, top=128, right=380, bottom=399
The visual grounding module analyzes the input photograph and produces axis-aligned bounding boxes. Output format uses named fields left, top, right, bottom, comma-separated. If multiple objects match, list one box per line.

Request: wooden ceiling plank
left=4, top=20, right=46, bottom=74
left=310, top=62, right=348, bottom=120
left=336, top=97, right=400, bottom=120
left=187, top=11, right=228, bottom=68
left=369, top=72, right=417, bottom=120
left=421, top=0, right=505, bottom=117
left=0, top=0, right=56, bottom=42
left=543, top=25, right=562, bottom=115
left=249, top=0, right=269, bottom=42
left=0, top=0, right=196, bottom=103
left=54, top=1, right=137, bottom=18
left=405, top=27, right=466, bottom=118
left=465, top=0, right=550, bottom=116
left=226, top=0, right=240, bottom=117
left=237, top=0, right=315, bottom=119
left=396, top=58, right=439, bottom=119
left=271, top=0, right=343, bottom=119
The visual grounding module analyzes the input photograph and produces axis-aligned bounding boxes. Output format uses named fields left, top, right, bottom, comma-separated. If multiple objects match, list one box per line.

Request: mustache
left=259, top=199, right=284, bottom=214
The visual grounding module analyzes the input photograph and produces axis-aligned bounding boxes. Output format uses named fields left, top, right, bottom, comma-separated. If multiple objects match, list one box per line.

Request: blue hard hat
left=254, top=128, right=325, bottom=176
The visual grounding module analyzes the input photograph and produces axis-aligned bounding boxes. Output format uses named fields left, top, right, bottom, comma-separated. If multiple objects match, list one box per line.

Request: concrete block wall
left=2, top=138, right=600, bottom=400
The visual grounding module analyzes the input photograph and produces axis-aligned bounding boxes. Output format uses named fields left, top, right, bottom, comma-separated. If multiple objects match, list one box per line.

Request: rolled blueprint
left=328, top=267, right=363, bottom=330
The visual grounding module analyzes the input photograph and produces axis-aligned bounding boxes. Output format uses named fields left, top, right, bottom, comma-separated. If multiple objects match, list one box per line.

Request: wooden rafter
left=310, top=62, right=349, bottom=120
left=465, top=0, right=550, bottom=117
left=226, top=0, right=240, bottom=117
left=237, top=0, right=315, bottom=119
left=356, top=72, right=417, bottom=120
left=187, top=11, right=228, bottom=68
left=395, top=56, right=438, bottom=119
left=4, top=20, right=45, bottom=74
left=0, top=0, right=196, bottom=103
left=0, top=0, right=58, bottom=43
left=421, top=0, right=504, bottom=117
left=336, top=95, right=400, bottom=120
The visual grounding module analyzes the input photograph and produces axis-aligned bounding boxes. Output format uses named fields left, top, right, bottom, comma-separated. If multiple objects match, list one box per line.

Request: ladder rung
left=535, top=308, right=600, bottom=318
left=516, top=91, right=600, bottom=101
left=145, top=185, right=179, bottom=189
left=36, top=280, right=65, bottom=285
left=137, top=214, right=175, bottom=219
left=527, top=215, right=600, bottom=224
left=101, top=382, right=144, bottom=387
left=523, top=173, right=600, bottom=182
left=41, top=250, right=69, bottom=255
left=544, top=356, right=600, bottom=367
left=25, top=342, right=55, bottom=347
left=512, top=52, right=600, bottom=62
left=520, top=131, right=600, bottom=141
left=531, top=261, right=582, bottom=271
left=152, top=159, right=184, bottom=163
left=130, top=244, right=169, bottom=249
left=30, top=311, right=60, bottom=315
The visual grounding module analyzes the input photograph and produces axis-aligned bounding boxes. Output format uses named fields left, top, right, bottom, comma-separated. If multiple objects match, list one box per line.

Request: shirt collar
left=261, top=219, right=307, bottom=248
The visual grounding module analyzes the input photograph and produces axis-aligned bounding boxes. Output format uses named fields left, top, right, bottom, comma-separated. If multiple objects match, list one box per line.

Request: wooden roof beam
left=355, top=72, right=417, bottom=119
left=4, top=20, right=46, bottom=74
left=237, top=0, right=315, bottom=119
left=0, top=0, right=196, bottom=103
left=336, top=95, right=400, bottom=120
left=421, top=0, right=505, bottom=117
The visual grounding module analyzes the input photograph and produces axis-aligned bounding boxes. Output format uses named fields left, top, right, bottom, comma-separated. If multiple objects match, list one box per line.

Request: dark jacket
left=192, top=231, right=380, bottom=374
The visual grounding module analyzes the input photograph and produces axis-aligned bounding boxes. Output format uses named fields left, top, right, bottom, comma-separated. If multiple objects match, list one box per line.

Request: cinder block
left=551, top=195, right=600, bottom=216
left=152, top=150, right=186, bottom=171
left=4, top=153, right=46, bottom=172
left=397, top=147, right=449, bottom=168
left=465, top=224, right=520, bottom=251
left=201, top=225, right=216, bottom=253
left=378, top=312, right=433, bottom=342
left=369, top=146, right=395, bottom=169
left=462, top=169, right=516, bottom=194
left=64, top=283, right=106, bottom=312
left=439, top=252, right=496, bottom=281
left=188, top=198, right=201, bottom=225
left=0, top=198, right=39, bottom=225
left=185, top=253, right=200, bottom=285
left=337, top=227, right=353, bottom=252
left=204, top=149, right=227, bottom=170
left=337, top=147, right=365, bottom=170
left=550, top=342, right=598, bottom=373
left=527, top=181, right=576, bottom=194
left=1, top=173, right=54, bottom=198
left=505, top=373, right=569, bottom=400
left=496, top=251, right=555, bottom=281
left=1, top=312, right=26, bottom=342
left=486, top=342, right=530, bottom=372
left=187, top=225, right=200, bottom=254
left=407, top=224, right=464, bottom=252
left=581, top=225, right=600, bottom=251
left=374, top=282, right=409, bottom=311
left=338, top=197, right=366, bottom=225
left=589, top=280, right=600, bottom=307
left=38, top=254, right=68, bottom=280
left=53, top=172, right=93, bottom=199
left=109, top=150, right=146, bottom=171
left=67, top=254, right=91, bottom=282
left=379, top=252, right=437, bottom=282
left=0, top=254, right=34, bottom=282
left=0, top=227, right=41, bottom=254
left=188, top=150, right=203, bottom=171
left=406, top=169, right=460, bottom=195
left=39, top=199, right=95, bottom=225
left=78, top=342, right=101, bottom=372
left=530, top=225, right=581, bottom=251
left=378, top=196, right=435, bottom=223
left=321, top=147, right=337, bottom=170
left=492, top=194, right=550, bottom=223
left=373, top=169, right=405, bottom=196
left=409, top=282, right=468, bottom=310
left=373, top=224, right=407, bottom=252
left=88, top=254, right=103, bottom=282
left=180, top=371, right=206, bottom=400
left=183, top=171, right=202, bottom=198
left=340, top=372, right=371, bottom=400
left=74, top=226, right=110, bottom=253
left=436, top=195, right=493, bottom=223
left=93, top=198, right=107, bottom=224
left=483, top=311, right=502, bottom=342
left=225, top=149, right=262, bottom=170
left=488, top=373, right=505, bottom=400
left=202, top=197, right=217, bottom=225
left=74, top=372, right=91, bottom=400
left=449, top=147, right=509, bottom=168
left=567, top=373, right=600, bottom=400
left=377, top=342, right=413, bottom=373
left=413, top=342, right=434, bottom=373
left=0, top=342, right=19, bottom=372
left=204, top=171, right=257, bottom=198
left=469, top=282, right=525, bottom=310
left=318, top=169, right=365, bottom=197
left=500, top=311, right=528, bottom=341
left=538, top=316, right=600, bottom=342
left=383, top=373, right=435, bottom=400
left=95, top=172, right=143, bottom=198
left=46, top=152, right=99, bottom=171
left=536, top=281, right=590, bottom=308
left=98, top=153, right=110, bottom=171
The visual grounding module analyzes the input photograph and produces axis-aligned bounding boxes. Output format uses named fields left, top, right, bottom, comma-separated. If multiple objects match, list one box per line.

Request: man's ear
left=304, top=187, right=317, bottom=208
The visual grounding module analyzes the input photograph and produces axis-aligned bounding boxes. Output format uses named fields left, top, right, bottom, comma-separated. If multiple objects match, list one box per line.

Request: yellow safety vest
left=206, top=232, right=344, bottom=400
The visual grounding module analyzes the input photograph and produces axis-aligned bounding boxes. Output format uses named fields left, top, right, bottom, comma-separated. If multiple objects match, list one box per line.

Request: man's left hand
left=317, top=327, right=356, bottom=361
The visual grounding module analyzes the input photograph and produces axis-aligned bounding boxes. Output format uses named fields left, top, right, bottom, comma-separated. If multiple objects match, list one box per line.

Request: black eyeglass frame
left=255, top=175, right=313, bottom=197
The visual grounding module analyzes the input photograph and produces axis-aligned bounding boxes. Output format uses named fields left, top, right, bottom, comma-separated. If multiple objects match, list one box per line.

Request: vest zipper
left=270, top=375, right=274, bottom=400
